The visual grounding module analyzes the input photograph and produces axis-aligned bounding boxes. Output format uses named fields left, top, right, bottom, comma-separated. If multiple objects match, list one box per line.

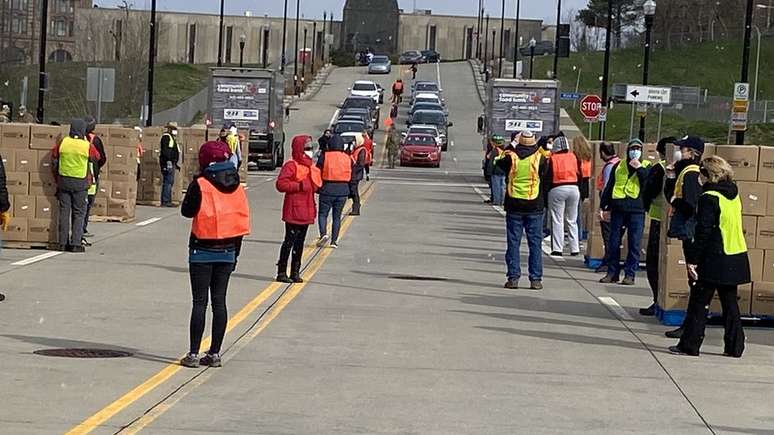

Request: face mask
left=545, top=143, right=553, bottom=150
left=171, top=130, right=178, bottom=136
left=229, top=127, right=238, bottom=135
left=304, top=150, right=314, bottom=159
left=629, top=149, right=642, bottom=160
left=673, top=150, right=683, bottom=162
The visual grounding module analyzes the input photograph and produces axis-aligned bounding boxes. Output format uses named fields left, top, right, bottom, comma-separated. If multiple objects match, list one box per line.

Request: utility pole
left=311, top=21, right=317, bottom=75
left=36, top=0, right=49, bottom=123
left=484, top=14, right=490, bottom=81
left=638, top=0, right=656, bottom=142
left=476, top=0, right=482, bottom=59
left=293, top=0, right=300, bottom=95
left=217, top=0, right=224, bottom=67
left=552, top=0, right=562, bottom=79
left=302, top=27, right=308, bottom=91
left=599, top=0, right=614, bottom=140
left=145, top=0, right=157, bottom=126
left=322, top=12, right=327, bottom=64
left=498, top=0, right=505, bottom=77
left=737, top=0, right=754, bottom=145
left=513, top=0, right=521, bottom=78
left=281, top=0, right=288, bottom=73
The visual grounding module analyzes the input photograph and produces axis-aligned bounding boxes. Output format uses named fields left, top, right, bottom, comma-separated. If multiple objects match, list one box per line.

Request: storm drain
left=33, top=348, right=133, bottom=358
left=389, top=275, right=448, bottom=282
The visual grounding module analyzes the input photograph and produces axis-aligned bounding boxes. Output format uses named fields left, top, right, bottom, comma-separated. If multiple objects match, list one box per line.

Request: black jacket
left=181, top=162, right=243, bottom=254
left=642, top=159, right=666, bottom=213
left=159, top=133, right=180, bottom=168
left=318, top=134, right=331, bottom=152
left=664, top=159, right=702, bottom=218
left=600, top=160, right=649, bottom=213
left=495, top=145, right=548, bottom=214
left=0, top=152, right=9, bottom=213
left=88, top=134, right=107, bottom=179
left=690, top=181, right=751, bottom=286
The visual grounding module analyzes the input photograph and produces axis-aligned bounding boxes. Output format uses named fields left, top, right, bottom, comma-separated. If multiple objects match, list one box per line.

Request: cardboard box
left=107, top=198, right=135, bottom=218
left=743, top=215, right=758, bottom=249
left=768, top=184, right=774, bottom=217
left=715, top=145, right=759, bottom=181
left=141, top=127, right=164, bottom=150
left=111, top=182, right=137, bottom=201
left=751, top=281, right=774, bottom=315
left=109, top=146, right=137, bottom=167
left=108, top=127, right=139, bottom=148
left=749, top=249, right=764, bottom=282
left=763, top=250, right=774, bottom=283
left=1, top=150, right=15, bottom=171
left=27, top=218, right=56, bottom=243
left=1, top=217, right=28, bottom=241
left=737, top=181, right=768, bottom=216
left=36, top=150, right=53, bottom=173
left=758, top=146, right=774, bottom=182
left=0, top=123, right=31, bottom=149
left=14, top=149, right=36, bottom=173
left=709, top=285, right=752, bottom=315
left=96, top=180, right=112, bottom=199
left=5, top=172, right=29, bottom=195
left=29, top=172, right=56, bottom=196
left=659, top=244, right=691, bottom=310
left=13, top=195, right=35, bottom=219
left=92, top=198, right=108, bottom=216
left=703, top=144, right=716, bottom=157
left=29, top=124, right=65, bottom=150
left=35, top=195, right=56, bottom=219
left=107, top=166, right=136, bottom=183
left=757, top=217, right=774, bottom=250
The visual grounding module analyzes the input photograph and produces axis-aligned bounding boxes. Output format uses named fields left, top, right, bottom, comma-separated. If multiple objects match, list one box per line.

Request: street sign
left=624, top=85, right=671, bottom=105
left=734, top=82, right=750, bottom=101
left=731, top=82, right=750, bottom=131
left=598, top=107, right=608, bottom=122
left=561, top=92, right=583, bottom=101
left=579, top=94, right=602, bottom=121
left=86, top=67, right=115, bottom=124
left=637, top=103, right=648, bottom=116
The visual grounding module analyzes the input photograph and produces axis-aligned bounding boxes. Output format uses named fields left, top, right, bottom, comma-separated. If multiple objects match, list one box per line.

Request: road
left=1, top=62, right=773, bottom=435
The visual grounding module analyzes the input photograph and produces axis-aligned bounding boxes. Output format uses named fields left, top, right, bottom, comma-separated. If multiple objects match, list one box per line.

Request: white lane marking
left=135, top=217, right=162, bottom=227
left=436, top=60, right=442, bottom=88
left=11, top=251, right=62, bottom=266
left=598, top=296, right=635, bottom=321
left=450, top=140, right=455, bottom=148
left=380, top=180, right=487, bottom=188
left=328, top=109, right=340, bottom=128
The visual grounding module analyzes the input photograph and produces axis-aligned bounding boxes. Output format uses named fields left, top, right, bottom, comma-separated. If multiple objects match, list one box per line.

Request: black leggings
left=645, top=220, right=661, bottom=303
left=189, top=262, right=233, bottom=355
left=278, top=223, right=309, bottom=269
left=679, top=283, right=745, bottom=357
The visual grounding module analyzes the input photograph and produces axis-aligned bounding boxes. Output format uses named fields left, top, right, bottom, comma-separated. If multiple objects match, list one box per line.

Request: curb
left=468, top=60, right=487, bottom=105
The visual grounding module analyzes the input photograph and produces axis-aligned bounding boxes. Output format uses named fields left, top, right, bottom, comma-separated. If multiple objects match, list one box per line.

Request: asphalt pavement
left=1, top=62, right=773, bottom=435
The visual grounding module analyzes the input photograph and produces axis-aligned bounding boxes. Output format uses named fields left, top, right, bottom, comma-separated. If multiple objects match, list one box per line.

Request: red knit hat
left=198, top=141, right=232, bottom=170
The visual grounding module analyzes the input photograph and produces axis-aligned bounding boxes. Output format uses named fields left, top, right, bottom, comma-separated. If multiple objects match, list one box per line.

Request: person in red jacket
left=275, top=135, right=322, bottom=283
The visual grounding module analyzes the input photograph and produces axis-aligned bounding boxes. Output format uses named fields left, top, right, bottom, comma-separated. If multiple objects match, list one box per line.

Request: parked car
left=408, top=102, right=446, bottom=117
left=411, top=93, right=445, bottom=109
left=333, top=120, right=366, bottom=136
left=413, top=81, right=442, bottom=97
left=407, top=109, right=452, bottom=151
left=341, top=96, right=381, bottom=128
left=400, top=133, right=442, bottom=168
left=399, top=50, right=424, bottom=64
left=338, top=108, right=374, bottom=135
left=403, top=124, right=444, bottom=148
left=519, top=40, right=554, bottom=57
left=349, top=80, right=382, bottom=105
left=368, top=55, right=392, bottom=74
left=421, top=50, right=441, bottom=63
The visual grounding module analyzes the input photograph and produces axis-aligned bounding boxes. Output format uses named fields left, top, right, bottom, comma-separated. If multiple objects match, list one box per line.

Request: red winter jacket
left=276, top=135, right=322, bottom=225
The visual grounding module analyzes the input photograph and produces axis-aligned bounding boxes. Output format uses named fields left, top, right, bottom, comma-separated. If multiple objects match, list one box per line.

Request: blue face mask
left=629, top=149, right=642, bottom=160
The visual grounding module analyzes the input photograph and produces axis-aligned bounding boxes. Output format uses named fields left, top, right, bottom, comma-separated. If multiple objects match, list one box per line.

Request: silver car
left=368, top=55, right=392, bottom=74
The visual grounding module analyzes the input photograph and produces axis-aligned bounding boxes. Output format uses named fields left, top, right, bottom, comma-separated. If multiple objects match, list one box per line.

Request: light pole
left=476, top=0, right=483, bottom=59
left=293, top=0, right=301, bottom=95
left=311, top=21, right=317, bottom=75
left=145, top=0, right=157, bottom=126
left=322, top=12, right=327, bottom=65
left=599, top=0, right=613, bottom=140
left=217, top=0, right=225, bottom=67
left=484, top=14, right=490, bottom=81
left=529, top=38, right=536, bottom=79
left=302, top=27, right=308, bottom=91
left=512, top=0, right=521, bottom=78
left=552, top=0, right=562, bottom=79
left=738, top=0, right=754, bottom=145
left=492, top=29, right=496, bottom=72
left=498, top=0, right=505, bottom=77
left=638, top=0, right=656, bottom=142
left=36, top=0, right=49, bottom=123
left=239, top=34, right=246, bottom=68
left=754, top=25, right=762, bottom=103
left=281, top=0, right=288, bottom=73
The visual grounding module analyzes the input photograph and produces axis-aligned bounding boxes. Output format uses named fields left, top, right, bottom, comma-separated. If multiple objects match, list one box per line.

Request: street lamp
left=484, top=14, right=490, bottom=81
left=36, top=0, right=49, bottom=123
left=638, top=0, right=656, bottom=142
left=239, top=34, right=246, bottom=68
left=293, top=0, right=301, bottom=95
left=217, top=0, right=225, bottom=67
left=498, top=0, right=505, bottom=78
left=529, top=38, right=536, bottom=79
left=552, top=0, right=562, bottom=79
left=302, top=27, right=308, bottom=92
left=281, top=0, right=289, bottom=73
left=512, top=0, right=521, bottom=79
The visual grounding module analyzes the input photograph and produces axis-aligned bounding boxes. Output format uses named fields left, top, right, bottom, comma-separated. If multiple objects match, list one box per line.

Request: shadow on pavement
left=2, top=334, right=179, bottom=365
left=475, top=326, right=648, bottom=351
left=128, top=263, right=275, bottom=282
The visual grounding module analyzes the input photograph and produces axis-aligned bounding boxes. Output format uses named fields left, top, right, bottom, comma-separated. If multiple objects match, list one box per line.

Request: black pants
left=678, top=283, right=745, bottom=357
left=278, top=223, right=308, bottom=274
left=645, top=220, right=661, bottom=304
left=189, top=262, right=233, bottom=355
left=83, top=194, right=95, bottom=234
left=349, top=181, right=361, bottom=214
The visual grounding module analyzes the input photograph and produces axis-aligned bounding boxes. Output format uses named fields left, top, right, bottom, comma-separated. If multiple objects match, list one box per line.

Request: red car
left=400, top=133, right=442, bottom=168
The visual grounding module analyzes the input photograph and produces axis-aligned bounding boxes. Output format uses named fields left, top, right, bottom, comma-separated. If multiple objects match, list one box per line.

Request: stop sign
left=580, top=94, right=602, bottom=120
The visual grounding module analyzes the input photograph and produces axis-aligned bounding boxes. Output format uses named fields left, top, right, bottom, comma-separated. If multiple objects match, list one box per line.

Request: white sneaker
left=317, top=235, right=330, bottom=247
left=330, top=242, right=338, bottom=249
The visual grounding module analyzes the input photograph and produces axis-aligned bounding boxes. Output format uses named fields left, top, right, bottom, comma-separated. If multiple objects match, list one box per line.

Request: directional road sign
left=624, top=85, right=671, bottom=105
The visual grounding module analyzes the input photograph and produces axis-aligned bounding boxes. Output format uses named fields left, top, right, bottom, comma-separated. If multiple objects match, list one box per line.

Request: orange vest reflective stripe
left=295, top=162, right=323, bottom=189
left=322, top=151, right=352, bottom=182
left=192, top=178, right=251, bottom=240
left=550, top=152, right=579, bottom=184
left=580, top=159, right=591, bottom=178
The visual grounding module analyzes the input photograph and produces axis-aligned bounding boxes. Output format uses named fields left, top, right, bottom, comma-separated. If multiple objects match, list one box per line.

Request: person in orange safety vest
left=315, top=134, right=353, bottom=249
left=546, top=136, right=582, bottom=257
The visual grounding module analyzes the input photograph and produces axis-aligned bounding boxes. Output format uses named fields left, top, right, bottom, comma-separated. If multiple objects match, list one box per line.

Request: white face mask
left=229, top=127, right=238, bottom=135
left=171, top=130, right=178, bottom=136
left=304, top=150, right=314, bottom=159
left=545, top=143, right=553, bottom=150
left=629, top=149, right=642, bottom=160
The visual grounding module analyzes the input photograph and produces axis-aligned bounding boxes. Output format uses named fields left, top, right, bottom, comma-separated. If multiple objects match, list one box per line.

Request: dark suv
left=341, top=96, right=381, bottom=129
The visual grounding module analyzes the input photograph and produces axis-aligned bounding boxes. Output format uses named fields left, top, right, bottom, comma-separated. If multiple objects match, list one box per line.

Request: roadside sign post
left=86, top=67, right=116, bottom=124
left=580, top=94, right=602, bottom=140
left=731, top=82, right=750, bottom=132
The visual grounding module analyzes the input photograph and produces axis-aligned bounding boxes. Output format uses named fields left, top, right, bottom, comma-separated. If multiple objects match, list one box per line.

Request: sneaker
left=668, top=345, right=698, bottom=357
left=599, top=275, right=619, bottom=284
left=639, top=304, right=656, bottom=316
left=530, top=280, right=543, bottom=290
left=594, top=265, right=608, bottom=274
left=70, top=245, right=86, bottom=253
left=620, top=276, right=636, bottom=286
left=316, top=235, right=330, bottom=247
left=276, top=274, right=292, bottom=283
left=81, top=238, right=92, bottom=247
left=180, top=353, right=200, bottom=368
left=550, top=251, right=563, bottom=257
left=83, top=232, right=94, bottom=238
left=665, top=327, right=684, bottom=339
left=570, top=252, right=580, bottom=257
left=504, top=280, right=518, bottom=289
left=330, top=242, right=338, bottom=249
left=199, top=353, right=222, bottom=368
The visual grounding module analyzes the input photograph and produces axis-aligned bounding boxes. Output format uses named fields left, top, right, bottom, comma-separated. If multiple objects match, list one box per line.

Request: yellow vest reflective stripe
left=673, top=164, right=700, bottom=201
left=612, top=160, right=651, bottom=199
left=703, top=191, right=747, bottom=255
left=226, top=134, right=239, bottom=154
left=58, top=136, right=90, bottom=179
left=162, top=133, right=178, bottom=149
left=506, top=151, right=541, bottom=200
left=648, top=160, right=667, bottom=221
left=87, top=162, right=97, bottom=195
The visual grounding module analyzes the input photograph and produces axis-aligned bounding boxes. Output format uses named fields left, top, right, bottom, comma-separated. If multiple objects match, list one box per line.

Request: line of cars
left=332, top=80, right=384, bottom=145
left=400, top=80, right=453, bottom=168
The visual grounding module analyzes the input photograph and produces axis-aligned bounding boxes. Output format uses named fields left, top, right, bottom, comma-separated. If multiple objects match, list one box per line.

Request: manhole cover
left=33, top=348, right=133, bottom=358
left=389, top=275, right=448, bottom=282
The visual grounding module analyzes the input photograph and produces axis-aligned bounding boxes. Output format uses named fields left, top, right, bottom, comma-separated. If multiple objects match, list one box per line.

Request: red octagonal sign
left=580, top=94, right=602, bottom=120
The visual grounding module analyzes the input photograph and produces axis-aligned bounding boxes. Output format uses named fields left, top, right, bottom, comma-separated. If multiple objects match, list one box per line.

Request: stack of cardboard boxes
left=95, top=127, right=139, bottom=220
left=658, top=145, right=774, bottom=322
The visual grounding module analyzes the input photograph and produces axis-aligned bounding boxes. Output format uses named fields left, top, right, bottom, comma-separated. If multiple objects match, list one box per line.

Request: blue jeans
left=161, top=168, right=175, bottom=205
left=606, top=210, right=646, bottom=279
left=318, top=195, right=347, bottom=243
left=491, top=174, right=506, bottom=206
left=505, top=212, right=544, bottom=282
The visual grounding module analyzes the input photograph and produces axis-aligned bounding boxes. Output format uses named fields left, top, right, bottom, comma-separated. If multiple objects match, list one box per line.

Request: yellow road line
left=66, top=184, right=375, bottom=435
left=120, top=186, right=377, bottom=434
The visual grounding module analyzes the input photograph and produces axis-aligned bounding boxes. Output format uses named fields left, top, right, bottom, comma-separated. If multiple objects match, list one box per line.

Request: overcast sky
left=95, top=0, right=590, bottom=22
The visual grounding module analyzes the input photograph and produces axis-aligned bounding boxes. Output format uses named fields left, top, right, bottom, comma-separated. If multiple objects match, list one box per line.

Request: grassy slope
left=526, top=39, right=774, bottom=144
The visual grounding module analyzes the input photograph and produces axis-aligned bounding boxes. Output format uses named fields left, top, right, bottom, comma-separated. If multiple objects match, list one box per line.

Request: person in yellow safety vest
left=599, top=139, right=652, bottom=286
left=50, top=119, right=102, bottom=252
left=225, top=125, right=243, bottom=169
left=662, top=136, right=706, bottom=339
left=669, top=156, right=750, bottom=358
left=494, top=130, right=548, bottom=290
left=639, top=136, right=675, bottom=316
left=159, top=122, right=181, bottom=207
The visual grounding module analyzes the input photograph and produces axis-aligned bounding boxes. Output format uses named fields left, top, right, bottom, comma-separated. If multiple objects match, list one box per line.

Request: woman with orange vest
left=350, top=134, right=370, bottom=216
left=316, top=134, right=353, bottom=249
left=546, top=136, right=582, bottom=256
left=572, top=136, right=593, bottom=236
left=275, top=135, right=322, bottom=283
left=180, top=141, right=250, bottom=369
